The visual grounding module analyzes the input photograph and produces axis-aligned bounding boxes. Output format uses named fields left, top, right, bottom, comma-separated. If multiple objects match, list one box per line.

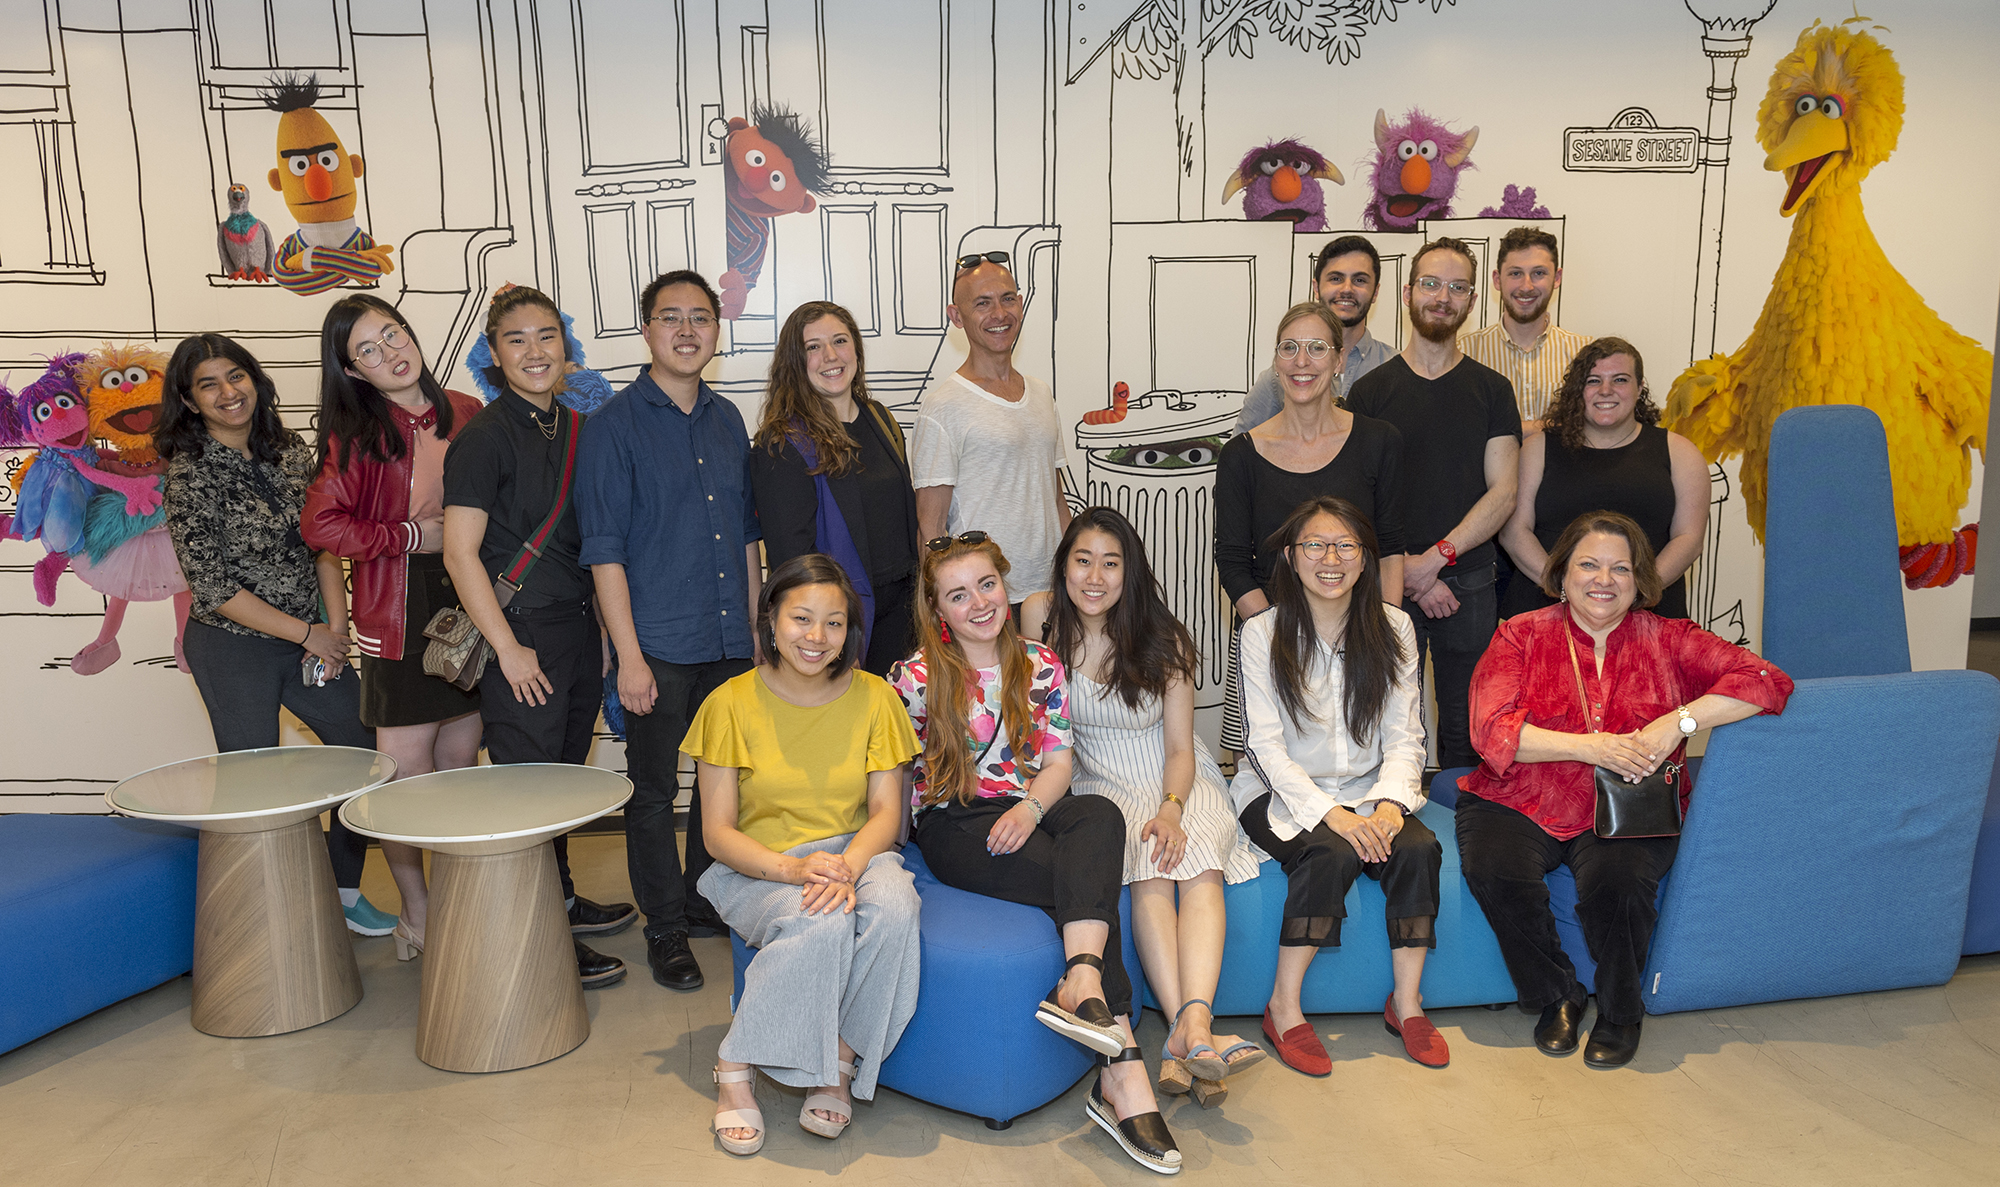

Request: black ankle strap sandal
left=1034, top=952, right=1124, bottom=1058
left=1087, top=1046, right=1182, bottom=1175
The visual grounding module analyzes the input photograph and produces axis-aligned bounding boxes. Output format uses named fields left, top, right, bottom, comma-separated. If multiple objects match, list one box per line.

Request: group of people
left=150, top=230, right=1791, bottom=1175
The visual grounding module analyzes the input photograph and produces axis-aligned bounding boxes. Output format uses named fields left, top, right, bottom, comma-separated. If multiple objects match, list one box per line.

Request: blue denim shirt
left=576, top=373, right=760, bottom=664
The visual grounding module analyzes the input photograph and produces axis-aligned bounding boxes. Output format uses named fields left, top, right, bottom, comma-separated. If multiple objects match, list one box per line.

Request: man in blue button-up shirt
left=577, top=269, right=761, bottom=993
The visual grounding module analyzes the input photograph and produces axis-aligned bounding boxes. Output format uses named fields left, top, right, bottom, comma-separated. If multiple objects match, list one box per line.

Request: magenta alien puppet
left=1221, top=139, right=1345, bottom=232
left=1362, top=108, right=1479, bottom=231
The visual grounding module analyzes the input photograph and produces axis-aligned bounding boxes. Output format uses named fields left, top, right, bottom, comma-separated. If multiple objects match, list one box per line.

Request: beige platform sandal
left=712, top=1065, right=765, bottom=1155
left=799, top=1058, right=858, bottom=1139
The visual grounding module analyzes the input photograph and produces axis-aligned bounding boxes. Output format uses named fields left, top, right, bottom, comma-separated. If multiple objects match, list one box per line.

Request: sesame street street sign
left=1563, top=107, right=1701, bottom=174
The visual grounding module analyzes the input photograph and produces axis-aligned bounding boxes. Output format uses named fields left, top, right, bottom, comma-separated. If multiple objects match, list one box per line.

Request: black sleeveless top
left=1503, top=424, right=1686, bottom=619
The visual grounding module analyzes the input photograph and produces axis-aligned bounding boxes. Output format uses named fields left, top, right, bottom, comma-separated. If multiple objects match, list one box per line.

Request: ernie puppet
left=719, top=104, right=829, bottom=320
left=262, top=72, right=393, bottom=296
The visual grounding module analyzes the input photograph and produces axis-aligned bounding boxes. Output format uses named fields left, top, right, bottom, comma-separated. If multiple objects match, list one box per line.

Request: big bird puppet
left=262, top=73, right=393, bottom=296
left=1665, top=19, right=1992, bottom=589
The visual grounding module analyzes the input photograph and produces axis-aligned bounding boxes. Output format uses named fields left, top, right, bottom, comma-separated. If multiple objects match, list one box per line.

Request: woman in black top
left=1215, top=302, right=1406, bottom=753
left=749, top=300, right=919, bottom=675
left=1498, top=337, right=1708, bottom=619
left=157, top=333, right=386, bottom=933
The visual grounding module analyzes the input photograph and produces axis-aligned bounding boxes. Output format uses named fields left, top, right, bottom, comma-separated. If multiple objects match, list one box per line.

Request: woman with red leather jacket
left=304, top=294, right=485, bottom=958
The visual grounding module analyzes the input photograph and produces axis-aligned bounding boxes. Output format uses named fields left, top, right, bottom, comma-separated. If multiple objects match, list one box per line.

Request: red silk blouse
left=1458, top=604, right=1794, bottom=839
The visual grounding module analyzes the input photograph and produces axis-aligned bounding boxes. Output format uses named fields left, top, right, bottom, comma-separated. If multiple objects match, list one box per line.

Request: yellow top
left=681, top=668, right=920, bottom=854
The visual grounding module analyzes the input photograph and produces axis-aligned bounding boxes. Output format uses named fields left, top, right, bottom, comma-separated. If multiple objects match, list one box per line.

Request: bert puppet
left=261, top=73, right=394, bottom=296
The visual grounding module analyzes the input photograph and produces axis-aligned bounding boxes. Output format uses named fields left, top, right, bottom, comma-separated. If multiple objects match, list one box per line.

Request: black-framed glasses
left=954, top=251, right=1011, bottom=273
left=925, top=530, right=990, bottom=552
left=1291, top=539, right=1361, bottom=562
left=352, top=324, right=409, bottom=369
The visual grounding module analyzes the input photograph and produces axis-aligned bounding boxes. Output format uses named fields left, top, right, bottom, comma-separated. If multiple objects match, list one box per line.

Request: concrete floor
left=6, top=833, right=2000, bottom=1187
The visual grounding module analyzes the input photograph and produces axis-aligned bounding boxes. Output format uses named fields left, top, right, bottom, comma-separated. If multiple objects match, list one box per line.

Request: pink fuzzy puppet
left=1221, top=139, right=1345, bottom=232
left=1363, top=108, right=1478, bottom=231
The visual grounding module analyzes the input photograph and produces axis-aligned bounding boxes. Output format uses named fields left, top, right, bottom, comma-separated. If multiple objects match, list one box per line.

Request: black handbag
left=1566, top=630, right=1683, bottom=839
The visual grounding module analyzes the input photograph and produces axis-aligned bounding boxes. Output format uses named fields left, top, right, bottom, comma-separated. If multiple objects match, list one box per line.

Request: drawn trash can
left=1073, top=388, right=1237, bottom=707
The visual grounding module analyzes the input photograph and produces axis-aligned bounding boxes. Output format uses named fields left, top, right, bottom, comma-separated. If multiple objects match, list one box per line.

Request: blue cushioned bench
left=0, top=814, right=198, bottom=1054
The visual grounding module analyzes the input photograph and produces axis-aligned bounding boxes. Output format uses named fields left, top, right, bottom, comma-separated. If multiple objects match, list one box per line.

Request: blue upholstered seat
left=0, top=814, right=197, bottom=1054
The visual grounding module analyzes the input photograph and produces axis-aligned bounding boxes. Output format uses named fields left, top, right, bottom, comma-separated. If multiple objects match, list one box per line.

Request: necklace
left=1587, top=421, right=1643, bottom=450
left=528, top=404, right=558, bottom=441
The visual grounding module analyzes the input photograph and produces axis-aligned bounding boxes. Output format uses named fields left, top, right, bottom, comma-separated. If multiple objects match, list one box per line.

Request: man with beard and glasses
left=1346, top=237, right=1520, bottom=770
left=1235, top=235, right=1396, bottom=433
left=1458, top=226, right=1584, bottom=437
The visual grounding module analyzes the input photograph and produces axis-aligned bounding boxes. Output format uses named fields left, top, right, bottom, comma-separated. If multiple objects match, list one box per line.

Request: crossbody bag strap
left=1564, top=628, right=1597, bottom=734
left=865, top=399, right=908, bottom=470
left=493, top=407, right=582, bottom=607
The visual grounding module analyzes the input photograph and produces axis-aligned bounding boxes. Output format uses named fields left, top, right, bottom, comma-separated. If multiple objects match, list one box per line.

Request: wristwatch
left=1676, top=706, right=1697, bottom=736
left=1435, top=538, right=1458, bottom=566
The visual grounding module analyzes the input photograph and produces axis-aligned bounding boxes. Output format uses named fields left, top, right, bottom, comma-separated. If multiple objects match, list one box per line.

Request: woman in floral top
left=888, top=532, right=1180, bottom=1175
left=158, top=333, right=383, bottom=925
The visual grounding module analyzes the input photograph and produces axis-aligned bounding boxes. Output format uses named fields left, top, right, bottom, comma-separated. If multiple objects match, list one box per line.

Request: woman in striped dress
left=1023, top=507, right=1264, bottom=1108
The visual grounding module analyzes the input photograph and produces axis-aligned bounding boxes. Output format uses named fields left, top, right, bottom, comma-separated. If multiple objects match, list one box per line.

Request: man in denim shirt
left=1234, top=235, right=1395, bottom=433
left=577, top=270, right=761, bottom=992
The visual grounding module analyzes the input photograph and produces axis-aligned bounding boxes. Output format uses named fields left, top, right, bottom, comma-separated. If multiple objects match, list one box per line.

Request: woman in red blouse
left=1456, top=511, right=1792, bottom=1067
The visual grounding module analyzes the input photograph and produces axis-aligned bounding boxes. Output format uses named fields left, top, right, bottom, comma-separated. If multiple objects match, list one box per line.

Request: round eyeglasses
left=352, top=324, right=409, bottom=369
left=1291, top=540, right=1361, bottom=562
left=1277, top=339, right=1332, bottom=361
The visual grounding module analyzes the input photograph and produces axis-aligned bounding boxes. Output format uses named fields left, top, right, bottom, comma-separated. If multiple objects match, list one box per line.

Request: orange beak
left=1269, top=166, right=1303, bottom=203
left=1399, top=156, right=1432, bottom=197
left=304, top=163, right=334, bottom=203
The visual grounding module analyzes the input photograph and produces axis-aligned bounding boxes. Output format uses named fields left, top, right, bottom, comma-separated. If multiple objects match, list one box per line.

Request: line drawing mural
left=0, top=0, right=1993, bottom=811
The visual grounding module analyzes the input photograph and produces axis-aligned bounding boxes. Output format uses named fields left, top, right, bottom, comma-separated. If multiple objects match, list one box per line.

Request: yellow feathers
left=1665, top=22, right=1992, bottom=551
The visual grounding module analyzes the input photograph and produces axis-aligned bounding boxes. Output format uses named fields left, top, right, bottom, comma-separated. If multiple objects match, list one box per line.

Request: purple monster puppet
left=1363, top=108, right=1479, bottom=231
left=1222, top=139, right=1345, bottom=232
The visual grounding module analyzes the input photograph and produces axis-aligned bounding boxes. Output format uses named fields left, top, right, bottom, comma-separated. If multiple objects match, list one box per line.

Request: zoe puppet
left=0, top=353, right=163, bottom=608
left=262, top=72, right=394, bottom=296
left=63, top=344, right=191, bottom=674
left=719, top=104, right=830, bottom=320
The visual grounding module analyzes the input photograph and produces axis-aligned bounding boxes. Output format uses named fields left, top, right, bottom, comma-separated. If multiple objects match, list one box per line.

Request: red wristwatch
left=1435, top=538, right=1458, bottom=566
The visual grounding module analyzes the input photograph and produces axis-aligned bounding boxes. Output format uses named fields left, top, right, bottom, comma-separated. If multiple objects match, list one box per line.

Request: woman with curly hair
left=1498, top=337, right=1708, bottom=619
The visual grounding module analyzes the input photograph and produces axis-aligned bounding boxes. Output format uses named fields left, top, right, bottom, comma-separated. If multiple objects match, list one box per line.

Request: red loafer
left=1383, top=996, right=1449, bottom=1068
left=1262, top=1006, right=1331, bottom=1077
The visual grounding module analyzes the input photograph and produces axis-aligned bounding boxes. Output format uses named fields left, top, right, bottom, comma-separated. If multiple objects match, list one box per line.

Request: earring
left=940, top=622, right=952, bottom=644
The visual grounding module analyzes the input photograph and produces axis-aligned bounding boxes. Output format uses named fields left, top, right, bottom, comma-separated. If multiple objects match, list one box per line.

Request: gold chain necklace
left=529, top=405, right=558, bottom=441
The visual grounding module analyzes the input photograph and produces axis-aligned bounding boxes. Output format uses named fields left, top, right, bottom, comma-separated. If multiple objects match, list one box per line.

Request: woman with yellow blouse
left=683, top=553, right=923, bottom=1156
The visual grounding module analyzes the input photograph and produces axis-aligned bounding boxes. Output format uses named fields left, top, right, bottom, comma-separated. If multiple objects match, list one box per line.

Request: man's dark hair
left=1312, top=235, right=1381, bottom=287
left=640, top=270, right=722, bottom=321
left=1410, top=235, right=1479, bottom=279
left=1495, top=225, right=1560, bottom=272
left=258, top=71, right=322, bottom=114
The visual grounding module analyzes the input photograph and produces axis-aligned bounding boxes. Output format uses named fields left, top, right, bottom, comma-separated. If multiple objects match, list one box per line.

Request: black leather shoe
left=1584, top=1018, right=1642, bottom=1068
left=647, top=930, right=704, bottom=991
left=569, top=895, right=638, bottom=936
left=1085, top=1050, right=1181, bottom=1175
left=684, top=911, right=728, bottom=940
left=575, top=939, right=626, bottom=988
left=1534, top=992, right=1587, bottom=1055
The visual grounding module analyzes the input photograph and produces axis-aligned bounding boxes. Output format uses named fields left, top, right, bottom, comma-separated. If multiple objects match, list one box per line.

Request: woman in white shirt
left=1230, top=496, right=1445, bottom=1075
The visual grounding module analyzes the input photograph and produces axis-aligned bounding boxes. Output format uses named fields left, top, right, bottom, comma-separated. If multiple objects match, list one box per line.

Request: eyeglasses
left=925, top=530, right=990, bottom=552
left=954, top=251, right=1011, bottom=273
left=1277, top=339, right=1332, bottom=361
left=1412, top=276, right=1474, bottom=298
left=1291, top=540, right=1361, bottom=562
left=352, top=324, right=409, bottom=369
left=648, top=310, right=716, bottom=329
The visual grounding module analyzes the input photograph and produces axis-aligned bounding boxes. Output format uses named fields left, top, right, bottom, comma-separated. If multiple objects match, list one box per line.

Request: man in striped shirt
left=1458, top=226, right=1584, bottom=436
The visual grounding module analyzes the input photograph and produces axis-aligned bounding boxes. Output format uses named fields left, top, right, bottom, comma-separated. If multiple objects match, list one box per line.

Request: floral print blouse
left=164, top=434, right=321, bottom=636
left=888, top=640, right=1072, bottom=810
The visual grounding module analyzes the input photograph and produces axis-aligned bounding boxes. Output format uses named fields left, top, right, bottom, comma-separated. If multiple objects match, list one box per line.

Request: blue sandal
left=1164, top=998, right=1228, bottom=1082
left=1214, top=1037, right=1267, bottom=1073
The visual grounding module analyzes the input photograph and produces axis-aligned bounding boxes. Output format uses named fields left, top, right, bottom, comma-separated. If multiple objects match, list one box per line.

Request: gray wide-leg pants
left=697, top=834, right=922, bottom=1099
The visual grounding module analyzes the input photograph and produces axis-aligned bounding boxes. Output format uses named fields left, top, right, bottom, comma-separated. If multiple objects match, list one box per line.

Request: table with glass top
left=339, top=763, right=632, bottom=1073
left=106, top=746, right=396, bottom=1038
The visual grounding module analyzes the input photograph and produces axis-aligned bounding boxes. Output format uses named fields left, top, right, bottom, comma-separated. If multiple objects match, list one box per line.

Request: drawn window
left=821, top=206, right=879, bottom=334
left=203, top=0, right=346, bottom=73
left=892, top=205, right=947, bottom=333
left=817, top=0, right=945, bottom=172
left=584, top=204, right=642, bottom=337
left=0, top=3, right=96, bottom=282
left=1150, top=258, right=1255, bottom=393
left=574, top=0, right=687, bottom=173
left=647, top=200, right=695, bottom=278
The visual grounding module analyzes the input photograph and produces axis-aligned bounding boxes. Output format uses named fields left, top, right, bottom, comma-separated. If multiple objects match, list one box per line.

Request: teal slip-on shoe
left=343, top=894, right=398, bottom=936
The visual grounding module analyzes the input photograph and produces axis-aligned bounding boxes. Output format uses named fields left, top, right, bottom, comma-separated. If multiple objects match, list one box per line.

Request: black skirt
left=358, top=552, right=482, bottom=728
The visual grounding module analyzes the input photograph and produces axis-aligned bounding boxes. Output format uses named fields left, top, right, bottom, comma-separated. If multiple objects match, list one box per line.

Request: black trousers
left=1403, top=561, right=1498, bottom=769
left=1454, top=791, right=1679, bottom=1025
left=478, top=601, right=602, bottom=900
left=622, top=652, right=752, bottom=939
left=1239, top=792, right=1440, bottom=949
left=915, top=794, right=1133, bottom=1017
left=862, top=575, right=914, bottom=678
left=182, top=618, right=373, bottom=888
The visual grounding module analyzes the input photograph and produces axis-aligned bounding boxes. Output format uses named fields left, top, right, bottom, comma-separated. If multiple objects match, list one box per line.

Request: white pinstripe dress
left=1068, top=672, right=1262, bottom=886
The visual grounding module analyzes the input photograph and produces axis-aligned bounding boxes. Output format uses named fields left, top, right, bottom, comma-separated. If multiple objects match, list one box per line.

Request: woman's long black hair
left=156, top=333, right=296, bottom=464
left=1043, top=506, right=1198, bottom=710
left=314, top=294, right=454, bottom=470
left=1264, top=496, right=1406, bottom=743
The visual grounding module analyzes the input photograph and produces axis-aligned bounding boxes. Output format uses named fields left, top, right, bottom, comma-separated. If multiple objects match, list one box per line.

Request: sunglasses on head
left=925, top=530, right=990, bottom=553
left=954, top=251, right=1010, bottom=274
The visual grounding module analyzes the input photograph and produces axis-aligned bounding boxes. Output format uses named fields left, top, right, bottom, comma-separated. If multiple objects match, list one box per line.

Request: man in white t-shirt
left=911, top=253, right=1070, bottom=602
